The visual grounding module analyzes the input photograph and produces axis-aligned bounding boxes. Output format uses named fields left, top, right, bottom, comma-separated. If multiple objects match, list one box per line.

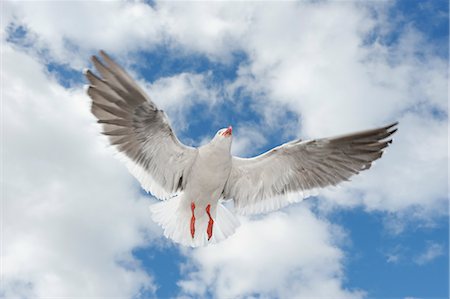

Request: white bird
left=85, top=51, right=398, bottom=247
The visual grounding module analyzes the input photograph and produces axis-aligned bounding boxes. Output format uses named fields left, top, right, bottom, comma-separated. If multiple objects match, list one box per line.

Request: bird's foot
left=206, top=204, right=214, bottom=241
left=190, top=202, right=196, bottom=239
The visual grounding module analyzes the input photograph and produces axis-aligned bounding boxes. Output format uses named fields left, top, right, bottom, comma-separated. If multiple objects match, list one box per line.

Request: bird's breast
left=185, top=150, right=232, bottom=200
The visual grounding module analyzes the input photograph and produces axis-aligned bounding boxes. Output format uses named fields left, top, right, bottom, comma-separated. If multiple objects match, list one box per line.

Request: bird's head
left=211, top=126, right=233, bottom=149
left=218, top=126, right=233, bottom=138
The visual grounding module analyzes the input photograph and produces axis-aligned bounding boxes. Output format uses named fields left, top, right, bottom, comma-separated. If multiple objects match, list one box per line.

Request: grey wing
left=85, top=51, right=198, bottom=200
left=223, top=123, right=398, bottom=214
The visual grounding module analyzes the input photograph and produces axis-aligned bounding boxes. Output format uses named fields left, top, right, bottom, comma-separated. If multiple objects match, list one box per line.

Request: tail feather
left=211, top=202, right=240, bottom=243
left=150, top=196, right=240, bottom=247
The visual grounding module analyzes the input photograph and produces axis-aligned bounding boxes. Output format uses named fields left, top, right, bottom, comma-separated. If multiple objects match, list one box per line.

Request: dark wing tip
left=91, top=54, right=102, bottom=66
left=99, top=49, right=108, bottom=58
left=382, top=123, right=399, bottom=142
left=84, top=69, right=101, bottom=84
left=387, top=128, right=398, bottom=136
left=84, top=69, right=95, bottom=85
left=88, top=51, right=109, bottom=77
left=86, top=85, right=94, bottom=96
left=384, top=121, right=399, bottom=135
left=99, top=50, right=116, bottom=67
left=385, top=121, right=399, bottom=129
left=84, top=68, right=93, bottom=76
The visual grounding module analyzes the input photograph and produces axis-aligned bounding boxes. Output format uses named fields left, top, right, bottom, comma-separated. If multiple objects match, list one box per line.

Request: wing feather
left=223, top=123, right=398, bottom=214
left=85, top=51, right=197, bottom=199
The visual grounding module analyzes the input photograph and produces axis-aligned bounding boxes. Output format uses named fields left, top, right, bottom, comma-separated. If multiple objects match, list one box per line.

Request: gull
left=85, top=51, right=398, bottom=247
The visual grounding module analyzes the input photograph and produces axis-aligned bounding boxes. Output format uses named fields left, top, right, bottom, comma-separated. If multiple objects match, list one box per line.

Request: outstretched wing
left=85, top=51, right=197, bottom=199
left=223, top=123, right=398, bottom=214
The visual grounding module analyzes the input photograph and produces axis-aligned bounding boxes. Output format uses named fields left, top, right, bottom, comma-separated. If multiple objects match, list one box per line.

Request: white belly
left=183, top=147, right=231, bottom=208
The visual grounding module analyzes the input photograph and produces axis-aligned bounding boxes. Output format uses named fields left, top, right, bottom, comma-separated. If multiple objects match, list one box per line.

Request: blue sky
left=2, top=1, right=448, bottom=298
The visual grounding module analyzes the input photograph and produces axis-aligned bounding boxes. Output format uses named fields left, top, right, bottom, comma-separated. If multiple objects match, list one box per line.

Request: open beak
left=222, top=126, right=232, bottom=137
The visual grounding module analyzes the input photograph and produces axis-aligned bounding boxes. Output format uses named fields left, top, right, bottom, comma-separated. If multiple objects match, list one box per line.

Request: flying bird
left=85, top=51, right=398, bottom=247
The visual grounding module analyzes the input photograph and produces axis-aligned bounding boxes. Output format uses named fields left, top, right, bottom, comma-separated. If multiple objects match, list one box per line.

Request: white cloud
left=2, top=44, right=159, bottom=297
left=144, top=71, right=220, bottom=134
left=383, top=241, right=445, bottom=267
left=3, top=1, right=164, bottom=68
left=231, top=123, right=268, bottom=157
left=158, top=2, right=250, bottom=61
left=178, top=206, right=364, bottom=299
left=2, top=1, right=248, bottom=67
left=414, top=242, right=445, bottom=265
left=3, top=1, right=447, bottom=298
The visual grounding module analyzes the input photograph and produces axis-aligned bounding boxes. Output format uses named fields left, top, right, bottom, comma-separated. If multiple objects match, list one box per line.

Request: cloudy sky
left=2, top=0, right=448, bottom=298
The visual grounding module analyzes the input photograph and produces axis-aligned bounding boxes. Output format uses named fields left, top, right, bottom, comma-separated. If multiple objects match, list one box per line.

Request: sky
left=1, top=0, right=448, bottom=298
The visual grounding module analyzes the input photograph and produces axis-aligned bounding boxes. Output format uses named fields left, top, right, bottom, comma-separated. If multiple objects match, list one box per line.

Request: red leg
left=206, top=204, right=214, bottom=241
left=190, top=202, right=196, bottom=239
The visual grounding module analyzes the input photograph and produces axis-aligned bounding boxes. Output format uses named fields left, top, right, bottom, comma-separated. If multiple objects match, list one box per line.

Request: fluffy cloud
left=144, top=71, right=221, bottom=133
left=3, top=1, right=447, bottom=298
left=3, top=1, right=164, bottom=68
left=230, top=123, right=268, bottom=157
left=178, top=206, right=364, bottom=299
left=2, top=44, right=158, bottom=297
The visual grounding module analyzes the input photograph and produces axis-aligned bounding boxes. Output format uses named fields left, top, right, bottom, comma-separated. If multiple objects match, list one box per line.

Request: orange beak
left=222, top=126, right=233, bottom=137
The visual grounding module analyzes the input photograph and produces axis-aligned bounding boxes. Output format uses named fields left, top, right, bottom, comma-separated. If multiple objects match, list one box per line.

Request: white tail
left=150, top=196, right=240, bottom=247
